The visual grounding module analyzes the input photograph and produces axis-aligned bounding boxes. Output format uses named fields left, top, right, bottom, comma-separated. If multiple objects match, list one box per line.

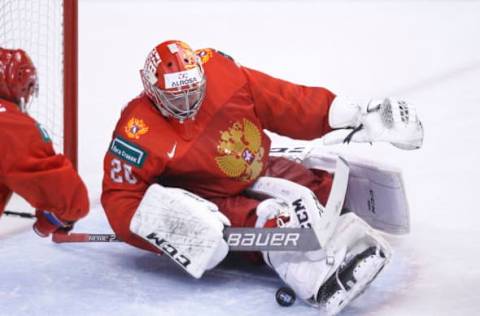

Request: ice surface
left=2, top=0, right=480, bottom=315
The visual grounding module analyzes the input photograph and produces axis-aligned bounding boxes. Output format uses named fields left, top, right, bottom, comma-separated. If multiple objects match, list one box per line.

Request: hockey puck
left=275, top=287, right=296, bottom=307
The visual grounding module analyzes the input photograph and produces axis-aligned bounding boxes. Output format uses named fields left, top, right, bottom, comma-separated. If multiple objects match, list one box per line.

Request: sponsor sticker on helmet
left=143, top=49, right=161, bottom=84
left=167, top=43, right=179, bottom=54
left=164, top=68, right=202, bottom=89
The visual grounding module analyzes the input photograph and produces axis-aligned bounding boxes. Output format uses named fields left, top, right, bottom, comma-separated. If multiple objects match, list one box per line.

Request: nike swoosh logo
left=167, top=142, right=177, bottom=159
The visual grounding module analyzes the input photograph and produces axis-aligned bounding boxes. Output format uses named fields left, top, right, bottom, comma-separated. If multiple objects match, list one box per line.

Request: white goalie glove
left=130, top=184, right=230, bottom=278
left=323, top=96, right=424, bottom=150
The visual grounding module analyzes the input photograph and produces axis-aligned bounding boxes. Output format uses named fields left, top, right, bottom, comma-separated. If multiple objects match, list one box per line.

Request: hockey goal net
left=0, top=0, right=78, bottom=168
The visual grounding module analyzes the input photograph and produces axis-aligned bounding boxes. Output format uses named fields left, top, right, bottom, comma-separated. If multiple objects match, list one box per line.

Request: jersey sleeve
left=242, top=66, right=336, bottom=140
left=0, top=121, right=89, bottom=222
left=0, top=184, right=13, bottom=216
left=100, top=109, right=166, bottom=253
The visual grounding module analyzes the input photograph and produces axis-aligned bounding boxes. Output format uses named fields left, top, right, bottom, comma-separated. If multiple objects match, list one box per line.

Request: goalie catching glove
left=324, top=96, right=424, bottom=150
left=130, top=184, right=230, bottom=278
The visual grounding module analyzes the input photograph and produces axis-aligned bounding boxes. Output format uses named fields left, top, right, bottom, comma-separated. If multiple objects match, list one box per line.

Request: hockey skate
left=311, top=246, right=388, bottom=316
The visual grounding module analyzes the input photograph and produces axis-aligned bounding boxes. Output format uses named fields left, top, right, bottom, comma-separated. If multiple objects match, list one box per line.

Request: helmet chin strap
left=19, top=97, right=27, bottom=113
left=18, top=95, right=35, bottom=113
left=17, top=83, right=38, bottom=113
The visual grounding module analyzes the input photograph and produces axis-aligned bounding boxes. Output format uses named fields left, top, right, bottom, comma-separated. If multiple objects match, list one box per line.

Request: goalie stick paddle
left=52, top=227, right=321, bottom=252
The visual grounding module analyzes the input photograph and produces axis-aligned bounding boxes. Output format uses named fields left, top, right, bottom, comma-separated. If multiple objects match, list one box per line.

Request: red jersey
left=0, top=99, right=89, bottom=222
left=101, top=49, right=335, bottom=252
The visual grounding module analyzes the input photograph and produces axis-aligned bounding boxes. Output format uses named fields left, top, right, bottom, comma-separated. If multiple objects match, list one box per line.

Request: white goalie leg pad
left=314, top=213, right=392, bottom=315
left=264, top=212, right=391, bottom=309
left=265, top=247, right=346, bottom=301
left=302, top=151, right=410, bottom=234
left=251, top=182, right=342, bottom=300
left=345, top=160, right=410, bottom=234
left=130, top=184, right=230, bottom=279
left=326, top=212, right=392, bottom=264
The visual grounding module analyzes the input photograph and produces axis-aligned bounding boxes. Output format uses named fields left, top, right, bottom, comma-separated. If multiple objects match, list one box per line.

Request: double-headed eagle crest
left=125, top=117, right=149, bottom=139
left=215, top=119, right=264, bottom=182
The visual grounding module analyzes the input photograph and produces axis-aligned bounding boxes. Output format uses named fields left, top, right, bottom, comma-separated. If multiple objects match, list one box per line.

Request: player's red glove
left=33, top=210, right=74, bottom=238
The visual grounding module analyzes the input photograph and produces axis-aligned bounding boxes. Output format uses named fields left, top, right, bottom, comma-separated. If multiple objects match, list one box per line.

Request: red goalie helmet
left=140, top=40, right=206, bottom=122
left=0, top=47, right=38, bottom=111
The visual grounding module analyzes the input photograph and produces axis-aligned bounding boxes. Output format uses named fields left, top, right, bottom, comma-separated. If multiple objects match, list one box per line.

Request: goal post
left=63, top=0, right=79, bottom=170
left=0, top=0, right=79, bottom=169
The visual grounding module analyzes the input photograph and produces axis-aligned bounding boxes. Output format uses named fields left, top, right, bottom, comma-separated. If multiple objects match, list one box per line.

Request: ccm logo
left=227, top=232, right=300, bottom=247
left=292, top=198, right=312, bottom=228
left=146, top=233, right=191, bottom=268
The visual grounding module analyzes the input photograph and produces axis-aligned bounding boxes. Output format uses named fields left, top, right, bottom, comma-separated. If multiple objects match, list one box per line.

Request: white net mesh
left=0, top=0, right=65, bottom=153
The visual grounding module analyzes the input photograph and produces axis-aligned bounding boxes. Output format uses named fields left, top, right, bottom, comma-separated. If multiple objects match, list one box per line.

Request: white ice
left=1, top=0, right=480, bottom=315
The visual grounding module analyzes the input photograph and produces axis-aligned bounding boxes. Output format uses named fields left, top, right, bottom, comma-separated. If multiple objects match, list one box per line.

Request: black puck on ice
left=275, top=287, right=296, bottom=307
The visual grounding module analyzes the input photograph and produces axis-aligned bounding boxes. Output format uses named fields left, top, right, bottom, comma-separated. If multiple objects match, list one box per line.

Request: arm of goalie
left=129, top=184, right=230, bottom=279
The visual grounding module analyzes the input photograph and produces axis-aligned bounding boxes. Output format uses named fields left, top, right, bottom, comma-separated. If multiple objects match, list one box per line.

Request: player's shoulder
left=196, top=48, right=240, bottom=68
left=0, top=99, right=55, bottom=153
left=120, top=93, right=152, bottom=115
left=110, top=94, right=173, bottom=158
left=117, top=94, right=170, bottom=137
left=195, top=48, right=246, bottom=95
left=0, top=99, right=27, bottom=120
left=0, top=99, right=46, bottom=135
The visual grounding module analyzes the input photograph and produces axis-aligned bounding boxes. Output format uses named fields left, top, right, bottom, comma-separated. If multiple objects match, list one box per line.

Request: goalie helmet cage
left=0, top=0, right=78, bottom=169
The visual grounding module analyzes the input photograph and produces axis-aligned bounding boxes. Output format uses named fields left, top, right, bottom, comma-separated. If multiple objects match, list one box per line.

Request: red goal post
left=63, top=0, right=79, bottom=170
left=0, top=0, right=78, bottom=169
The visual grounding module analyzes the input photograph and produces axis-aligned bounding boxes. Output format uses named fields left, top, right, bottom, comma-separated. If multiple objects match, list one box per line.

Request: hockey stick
left=5, top=210, right=321, bottom=251
left=52, top=227, right=321, bottom=251
left=52, top=233, right=119, bottom=243
left=3, top=210, right=35, bottom=219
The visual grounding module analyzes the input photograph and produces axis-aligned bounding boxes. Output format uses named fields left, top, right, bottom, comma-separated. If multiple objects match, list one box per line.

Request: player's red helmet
left=0, top=47, right=38, bottom=111
left=140, top=40, right=206, bottom=122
